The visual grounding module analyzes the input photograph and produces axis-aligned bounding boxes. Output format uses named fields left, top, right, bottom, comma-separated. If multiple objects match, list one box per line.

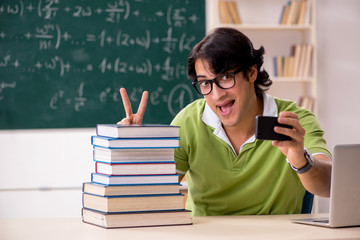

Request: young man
left=118, top=28, right=332, bottom=216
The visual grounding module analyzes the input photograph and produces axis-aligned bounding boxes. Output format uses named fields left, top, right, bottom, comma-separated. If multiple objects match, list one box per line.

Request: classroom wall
left=1, top=0, right=360, bottom=218
left=316, top=0, right=360, bottom=149
left=314, top=0, right=360, bottom=213
left=0, top=128, right=94, bottom=218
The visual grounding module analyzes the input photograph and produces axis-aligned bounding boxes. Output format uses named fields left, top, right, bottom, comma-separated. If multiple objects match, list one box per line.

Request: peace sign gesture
left=117, top=88, right=149, bottom=125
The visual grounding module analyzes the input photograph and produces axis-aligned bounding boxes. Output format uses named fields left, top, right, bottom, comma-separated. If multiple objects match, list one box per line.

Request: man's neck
left=224, top=95, right=263, bottom=154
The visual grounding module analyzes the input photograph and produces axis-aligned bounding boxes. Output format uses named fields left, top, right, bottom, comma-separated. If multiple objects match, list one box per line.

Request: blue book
left=91, top=135, right=180, bottom=149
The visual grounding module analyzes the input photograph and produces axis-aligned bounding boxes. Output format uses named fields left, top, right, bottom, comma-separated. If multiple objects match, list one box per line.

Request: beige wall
left=315, top=0, right=360, bottom=213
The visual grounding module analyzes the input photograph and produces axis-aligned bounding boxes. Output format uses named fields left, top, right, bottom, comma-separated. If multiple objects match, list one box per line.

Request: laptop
left=292, top=144, right=360, bottom=228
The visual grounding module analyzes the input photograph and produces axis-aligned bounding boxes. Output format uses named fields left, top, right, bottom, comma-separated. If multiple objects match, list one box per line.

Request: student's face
left=194, top=59, right=257, bottom=128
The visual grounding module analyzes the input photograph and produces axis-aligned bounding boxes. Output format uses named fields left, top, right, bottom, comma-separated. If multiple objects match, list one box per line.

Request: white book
left=302, top=44, right=313, bottom=77
left=292, top=44, right=302, bottom=77
left=82, top=193, right=186, bottom=213
left=91, top=173, right=179, bottom=185
left=82, top=208, right=192, bottom=228
left=297, top=44, right=307, bottom=77
left=82, top=182, right=181, bottom=196
left=91, top=136, right=180, bottom=149
left=96, top=124, right=179, bottom=138
left=93, top=146, right=175, bottom=163
left=95, top=161, right=177, bottom=175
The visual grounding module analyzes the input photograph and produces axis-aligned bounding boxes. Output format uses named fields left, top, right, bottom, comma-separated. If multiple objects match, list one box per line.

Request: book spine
left=91, top=172, right=180, bottom=185
left=95, top=161, right=176, bottom=165
left=92, top=145, right=180, bottom=150
left=93, top=145, right=180, bottom=150
left=83, top=207, right=186, bottom=215
left=87, top=181, right=181, bottom=187
left=95, top=161, right=98, bottom=173
left=95, top=124, right=99, bottom=136
left=84, top=192, right=184, bottom=198
left=273, top=57, right=278, bottom=77
left=93, top=159, right=176, bottom=164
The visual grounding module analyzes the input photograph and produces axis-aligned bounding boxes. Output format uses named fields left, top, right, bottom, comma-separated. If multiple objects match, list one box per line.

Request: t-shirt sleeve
left=299, top=109, right=332, bottom=158
left=277, top=98, right=332, bottom=158
left=171, top=111, right=190, bottom=174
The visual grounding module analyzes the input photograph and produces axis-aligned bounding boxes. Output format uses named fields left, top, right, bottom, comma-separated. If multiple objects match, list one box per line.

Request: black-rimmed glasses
left=192, top=67, right=243, bottom=95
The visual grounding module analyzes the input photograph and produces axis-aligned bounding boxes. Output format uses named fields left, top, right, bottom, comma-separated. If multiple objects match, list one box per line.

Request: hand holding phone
left=255, top=116, right=292, bottom=141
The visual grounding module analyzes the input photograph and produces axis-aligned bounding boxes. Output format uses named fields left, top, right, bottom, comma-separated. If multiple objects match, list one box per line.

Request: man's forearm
left=298, top=154, right=332, bottom=197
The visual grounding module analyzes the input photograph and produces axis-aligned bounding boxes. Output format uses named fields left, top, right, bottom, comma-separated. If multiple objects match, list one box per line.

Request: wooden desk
left=1, top=214, right=359, bottom=240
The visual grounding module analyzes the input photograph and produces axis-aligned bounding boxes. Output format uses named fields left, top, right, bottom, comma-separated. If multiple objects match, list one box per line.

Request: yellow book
left=227, top=1, right=242, bottom=24
left=299, top=96, right=314, bottom=111
left=283, top=56, right=291, bottom=77
left=292, top=44, right=302, bottom=77
left=297, top=44, right=307, bottom=77
left=297, top=0, right=307, bottom=25
left=218, top=0, right=230, bottom=24
left=293, top=0, right=302, bottom=24
left=286, top=0, right=301, bottom=25
left=288, top=56, right=295, bottom=77
left=302, top=44, right=313, bottom=77
left=280, top=3, right=291, bottom=25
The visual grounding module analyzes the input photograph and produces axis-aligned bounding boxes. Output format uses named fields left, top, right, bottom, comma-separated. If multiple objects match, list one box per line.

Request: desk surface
left=1, top=214, right=360, bottom=240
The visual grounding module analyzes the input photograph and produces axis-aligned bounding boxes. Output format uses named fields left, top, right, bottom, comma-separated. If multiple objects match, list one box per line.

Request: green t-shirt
left=171, top=97, right=330, bottom=216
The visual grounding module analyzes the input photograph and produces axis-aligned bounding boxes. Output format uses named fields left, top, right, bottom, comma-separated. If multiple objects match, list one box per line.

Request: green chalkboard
left=0, top=0, right=205, bottom=129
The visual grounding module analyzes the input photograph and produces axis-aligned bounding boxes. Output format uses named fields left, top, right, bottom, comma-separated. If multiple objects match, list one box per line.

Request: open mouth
left=217, top=100, right=235, bottom=116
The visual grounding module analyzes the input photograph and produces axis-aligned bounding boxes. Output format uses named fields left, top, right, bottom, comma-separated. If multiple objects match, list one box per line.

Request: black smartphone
left=255, top=116, right=292, bottom=141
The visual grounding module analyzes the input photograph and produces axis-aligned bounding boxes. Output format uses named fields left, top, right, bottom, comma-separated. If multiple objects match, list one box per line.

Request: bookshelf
left=207, top=0, right=317, bottom=113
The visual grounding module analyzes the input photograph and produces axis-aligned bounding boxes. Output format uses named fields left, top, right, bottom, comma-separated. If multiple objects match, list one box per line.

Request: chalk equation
left=49, top=83, right=195, bottom=117
left=0, top=25, right=196, bottom=52
left=0, top=0, right=200, bottom=25
left=0, top=0, right=205, bottom=128
left=1, top=54, right=186, bottom=81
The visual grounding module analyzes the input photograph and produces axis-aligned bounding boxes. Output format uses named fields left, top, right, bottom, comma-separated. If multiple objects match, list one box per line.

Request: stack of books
left=82, top=124, right=192, bottom=228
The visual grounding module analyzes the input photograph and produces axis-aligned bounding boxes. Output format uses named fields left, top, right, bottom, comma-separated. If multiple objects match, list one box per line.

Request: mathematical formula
left=0, top=54, right=186, bottom=80
left=49, top=82, right=195, bottom=116
left=0, top=0, right=205, bottom=128
left=1, top=0, right=200, bottom=25
left=0, top=25, right=196, bottom=53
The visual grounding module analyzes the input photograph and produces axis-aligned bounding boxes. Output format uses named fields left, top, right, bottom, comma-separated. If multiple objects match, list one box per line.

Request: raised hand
left=117, top=88, right=148, bottom=125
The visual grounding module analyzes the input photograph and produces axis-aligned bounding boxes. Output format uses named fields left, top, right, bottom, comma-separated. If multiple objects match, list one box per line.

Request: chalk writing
left=0, top=81, right=16, bottom=100
left=53, top=83, right=194, bottom=117
left=0, top=0, right=205, bottom=129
